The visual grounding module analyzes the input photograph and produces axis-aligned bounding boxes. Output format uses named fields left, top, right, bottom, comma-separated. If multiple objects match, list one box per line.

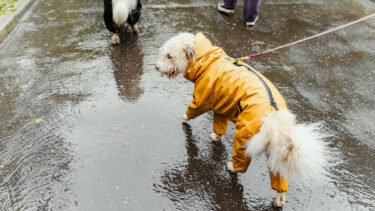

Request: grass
left=0, top=0, right=19, bottom=15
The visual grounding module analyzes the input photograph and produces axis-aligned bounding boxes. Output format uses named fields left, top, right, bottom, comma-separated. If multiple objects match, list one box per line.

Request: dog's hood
left=184, top=33, right=226, bottom=82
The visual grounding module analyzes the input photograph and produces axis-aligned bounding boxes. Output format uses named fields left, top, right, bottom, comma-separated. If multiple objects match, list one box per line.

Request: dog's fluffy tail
left=246, top=109, right=335, bottom=186
left=113, top=0, right=136, bottom=26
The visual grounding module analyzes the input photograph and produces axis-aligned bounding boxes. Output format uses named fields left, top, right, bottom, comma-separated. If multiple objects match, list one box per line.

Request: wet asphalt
left=0, top=0, right=374, bottom=210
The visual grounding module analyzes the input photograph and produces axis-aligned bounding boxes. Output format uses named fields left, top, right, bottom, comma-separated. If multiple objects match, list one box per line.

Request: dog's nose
left=155, top=65, right=160, bottom=71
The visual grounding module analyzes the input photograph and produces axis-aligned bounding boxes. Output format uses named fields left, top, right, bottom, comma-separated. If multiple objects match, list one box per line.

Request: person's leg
left=218, top=0, right=236, bottom=14
left=243, top=0, right=261, bottom=22
left=223, top=0, right=237, bottom=9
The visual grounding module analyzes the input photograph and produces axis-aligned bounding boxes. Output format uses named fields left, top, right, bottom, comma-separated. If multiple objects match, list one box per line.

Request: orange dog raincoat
left=184, top=33, right=288, bottom=192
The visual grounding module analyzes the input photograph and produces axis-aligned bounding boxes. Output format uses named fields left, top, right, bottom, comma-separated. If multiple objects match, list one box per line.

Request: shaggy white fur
left=112, top=0, right=137, bottom=26
left=246, top=109, right=334, bottom=186
left=155, top=33, right=195, bottom=78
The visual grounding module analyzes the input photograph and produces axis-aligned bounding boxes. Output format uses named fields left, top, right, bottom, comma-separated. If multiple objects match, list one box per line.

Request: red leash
left=236, top=13, right=375, bottom=61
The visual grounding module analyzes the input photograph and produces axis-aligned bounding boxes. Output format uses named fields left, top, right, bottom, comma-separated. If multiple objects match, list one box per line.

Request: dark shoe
left=246, top=15, right=258, bottom=26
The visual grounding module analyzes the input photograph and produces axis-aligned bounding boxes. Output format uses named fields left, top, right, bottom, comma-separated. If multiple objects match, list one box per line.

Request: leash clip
left=234, top=56, right=250, bottom=63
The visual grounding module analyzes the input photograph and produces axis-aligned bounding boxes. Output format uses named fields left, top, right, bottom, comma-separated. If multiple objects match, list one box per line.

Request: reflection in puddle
left=154, top=122, right=277, bottom=210
left=111, top=32, right=144, bottom=102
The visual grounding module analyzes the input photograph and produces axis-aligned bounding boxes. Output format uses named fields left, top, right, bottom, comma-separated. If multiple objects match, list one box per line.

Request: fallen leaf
left=33, top=118, right=42, bottom=124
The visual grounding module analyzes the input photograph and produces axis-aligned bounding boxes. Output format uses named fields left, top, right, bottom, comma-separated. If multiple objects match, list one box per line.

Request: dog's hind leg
left=111, top=33, right=120, bottom=44
left=130, top=24, right=139, bottom=33
left=269, top=172, right=288, bottom=207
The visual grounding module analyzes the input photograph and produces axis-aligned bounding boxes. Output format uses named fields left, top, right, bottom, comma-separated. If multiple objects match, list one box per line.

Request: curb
left=0, top=0, right=37, bottom=44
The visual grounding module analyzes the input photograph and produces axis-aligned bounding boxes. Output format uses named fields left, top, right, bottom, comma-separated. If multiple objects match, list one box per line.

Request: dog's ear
left=183, top=45, right=196, bottom=63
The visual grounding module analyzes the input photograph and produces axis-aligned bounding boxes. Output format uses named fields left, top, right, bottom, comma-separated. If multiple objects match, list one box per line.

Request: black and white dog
left=104, top=0, right=142, bottom=44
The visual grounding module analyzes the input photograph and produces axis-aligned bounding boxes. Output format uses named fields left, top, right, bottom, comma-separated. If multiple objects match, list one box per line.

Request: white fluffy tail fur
left=113, top=0, right=137, bottom=26
left=246, top=109, right=334, bottom=186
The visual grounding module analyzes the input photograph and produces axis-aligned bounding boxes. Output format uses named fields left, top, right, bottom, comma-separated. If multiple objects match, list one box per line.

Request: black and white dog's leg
left=104, top=0, right=122, bottom=45
left=128, top=0, right=142, bottom=33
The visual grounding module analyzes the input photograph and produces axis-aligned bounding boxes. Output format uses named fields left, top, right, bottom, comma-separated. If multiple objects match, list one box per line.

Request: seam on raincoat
left=232, top=62, right=279, bottom=111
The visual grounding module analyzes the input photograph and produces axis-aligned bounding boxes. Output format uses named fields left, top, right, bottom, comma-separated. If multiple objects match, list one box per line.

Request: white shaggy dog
left=155, top=33, right=196, bottom=78
left=155, top=33, right=335, bottom=207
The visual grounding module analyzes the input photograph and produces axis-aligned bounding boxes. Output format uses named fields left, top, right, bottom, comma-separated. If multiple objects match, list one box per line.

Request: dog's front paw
left=131, top=24, right=139, bottom=33
left=111, top=33, right=120, bottom=45
left=210, top=133, right=222, bottom=142
left=273, top=192, right=286, bottom=208
left=226, top=162, right=236, bottom=173
left=183, top=114, right=190, bottom=121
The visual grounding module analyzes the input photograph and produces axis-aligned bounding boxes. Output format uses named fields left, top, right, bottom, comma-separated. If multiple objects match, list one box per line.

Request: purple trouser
left=224, top=0, right=261, bottom=22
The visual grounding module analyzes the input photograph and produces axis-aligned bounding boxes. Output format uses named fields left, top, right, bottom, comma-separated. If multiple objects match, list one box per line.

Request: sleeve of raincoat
left=186, top=91, right=211, bottom=119
left=213, top=113, right=229, bottom=135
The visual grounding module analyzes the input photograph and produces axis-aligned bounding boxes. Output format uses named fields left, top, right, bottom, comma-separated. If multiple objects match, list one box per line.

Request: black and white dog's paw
left=111, top=33, right=120, bottom=45
left=131, top=24, right=139, bottom=33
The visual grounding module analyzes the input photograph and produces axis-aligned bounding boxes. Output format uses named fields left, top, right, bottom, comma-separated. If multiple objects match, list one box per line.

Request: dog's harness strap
left=232, top=60, right=279, bottom=111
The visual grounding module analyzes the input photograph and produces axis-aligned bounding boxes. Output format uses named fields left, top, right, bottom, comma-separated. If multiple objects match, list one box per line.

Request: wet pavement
left=0, top=0, right=374, bottom=210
